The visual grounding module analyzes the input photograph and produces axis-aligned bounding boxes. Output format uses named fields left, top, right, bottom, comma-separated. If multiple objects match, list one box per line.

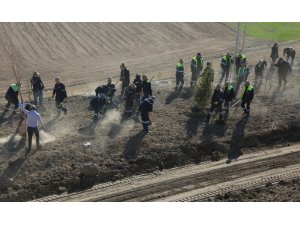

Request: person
left=141, top=75, right=152, bottom=102
left=241, top=80, right=254, bottom=116
left=90, top=94, right=110, bottom=118
left=103, top=77, right=116, bottom=99
left=30, top=71, right=44, bottom=106
left=235, top=53, right=247, bottom=76
left=220, top=52, right=234, bottom=84
left=223, top=81, right=235, bottom=112
left=123, top=83, right=136, bottom=118
left=254, top=60, right=267, bottom=88
left=95, top=84, right=105, bottom=96
left=201, top=61, right=214, bottom=84
left=4, top=82, right=21, bottom=114
left=175, top=59, right=185, bottom=91
left=207, top=84, right=224, bottom=122
left=52, top=78, right=67, bottom=115
left=274, top=58, right=291, bottom=89
left=235, top=62, right=249, bottom=96
left=270, top=42, right=279, bottom=66
left=283, top=47, right=296, bottom=66
left=19, top=102, right=44, bottom=155
left=138, top=96, right=155, bottom=134
left=190, top=52, right=203, bottom=86
left=120, top=63, right=130, bottom=96
left=133, top=74, right=143, bottom=105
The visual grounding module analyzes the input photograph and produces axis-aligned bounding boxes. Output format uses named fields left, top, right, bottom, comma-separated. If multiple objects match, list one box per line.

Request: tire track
left=32, top=144, right=300, bottom=202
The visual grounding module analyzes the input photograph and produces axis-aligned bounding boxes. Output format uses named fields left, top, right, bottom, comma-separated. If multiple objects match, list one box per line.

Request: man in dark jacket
left=207, top=84, right=224, bottom=122
left=223, top=81, right=235, bottom=112
left=241, top=80, right=254, bottom=116
left=103, top=77, right=116, bottom=99
left=283, top=47, right=296, bottom=67
left=5, top=82, right=21, bottom=114
left=133, top=74, right=143, bottom=105
left=274, top=58, right=291, bottom=88
left=30, top=71, right=45, bottom=106
left=254, top=60, right=267, bottom=88
left=141, top=75, right=152, bottom=102
left=235, top=53, right=247, bottom=76
left=123, top=83, right=136, bottom=118
left=270, top=43, right=279, bottom=66
left=190, top=53, right=203, bottom=86
left=90, top=94, right=110, bottom=118
left=120, top=63, right=130, bottom=96
left=138, top=96, right=155, bottom=134
left=52, top=78, right=67, bottom=115
left=220, top=52, right=234, bottom=84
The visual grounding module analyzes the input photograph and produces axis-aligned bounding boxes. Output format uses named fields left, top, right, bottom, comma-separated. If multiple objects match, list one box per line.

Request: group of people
left=174, top=43, right=295, bottom=122
left=90, top=63, right=154, bottom=134
left=2, top=42, right=296, bottom=152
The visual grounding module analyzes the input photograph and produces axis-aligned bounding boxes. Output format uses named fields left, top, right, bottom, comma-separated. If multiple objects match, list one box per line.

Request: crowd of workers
left=2, top=43, right=296, bottom=153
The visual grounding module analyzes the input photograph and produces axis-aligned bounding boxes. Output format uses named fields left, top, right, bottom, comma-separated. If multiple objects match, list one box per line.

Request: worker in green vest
left=190, top=52, right=203, bottom=86
left=241, top=80, right=254, bottom=116
left=235, top=62, right=249, bottom=96
left=175, top=59, right=185, bottom=92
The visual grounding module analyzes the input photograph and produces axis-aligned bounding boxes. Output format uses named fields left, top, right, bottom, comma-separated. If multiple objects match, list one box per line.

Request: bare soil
left=0, top=23, right=299, bottom=201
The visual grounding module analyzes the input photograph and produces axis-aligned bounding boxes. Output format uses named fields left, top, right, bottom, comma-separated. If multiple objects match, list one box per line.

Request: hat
left=197, top=52, right=201, bottom=56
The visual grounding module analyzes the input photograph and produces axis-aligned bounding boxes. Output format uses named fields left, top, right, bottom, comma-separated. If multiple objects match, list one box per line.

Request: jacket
left=120, top=68, right=130, bottom=83
left=30, top=76, right=44, bottom=92
left=211, top=89, right=224, bottom=105
left=274, top=60, right=291, bottom=76
left=142, top=80, right=152, bottom=96
left=242, top=85, right=254, bottom=102
left=176, top=63, right=184, bottom=76
left=133, top=77, right=143, bottom=93
left=224, top=85, right=235, bottom=101
left=53, top=83, right=67, bottom=102
left=5, top=84, right=19, bottom=102
left=139, top=97, right=154, bottom=113
left=220, top=56, right=233, bottom=69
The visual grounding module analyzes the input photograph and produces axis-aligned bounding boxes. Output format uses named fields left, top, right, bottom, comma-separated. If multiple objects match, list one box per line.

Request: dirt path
left=33, top=144, right=300, bottom=202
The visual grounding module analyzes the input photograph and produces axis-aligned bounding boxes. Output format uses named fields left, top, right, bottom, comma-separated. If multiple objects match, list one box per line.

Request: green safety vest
left=242, top=85, right=253, bottom=97
left=10, top=83, right=20, bottom=92
left=176, top=63, right=184, bottom=69
left=226, top=85, right=233, bottom=92
left=192, top=56, right=203, bottom=67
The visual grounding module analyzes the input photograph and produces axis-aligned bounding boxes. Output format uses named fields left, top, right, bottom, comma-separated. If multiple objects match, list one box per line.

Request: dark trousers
left=241, top=100, right=251, bottom=113
left=220, top=67, right=230, bottom=83
left=176, top=74, right=184, bottom=91
left=5, top=96, right=19, bottom=110
left=190, top=70, right=201, bottom=86
left=278, top=74, right=287, bottom=87
left=224, top=100, right=230, bottom=111
left=141, top=111, right=149, bottom=132
left=125, top=100, right=134, bottom=117
left=55, top=101, right=67, bottom=113
left=27, top=126, right=40, bottom=150
left=208, top=103, right=222, bottom=120
left=121, top=80, right=129, bottom=96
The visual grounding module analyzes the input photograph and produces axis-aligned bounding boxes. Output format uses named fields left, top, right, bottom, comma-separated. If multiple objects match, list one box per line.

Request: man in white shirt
left=19, top=103, right=44, bottom=154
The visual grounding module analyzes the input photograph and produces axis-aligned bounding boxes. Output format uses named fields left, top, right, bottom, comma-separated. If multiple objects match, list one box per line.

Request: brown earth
left=0, top=23, right=300, bottom=201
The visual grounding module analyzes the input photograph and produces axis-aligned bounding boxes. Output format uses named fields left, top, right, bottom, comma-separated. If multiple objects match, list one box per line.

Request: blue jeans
left=33, top=90, right=43, bottom=106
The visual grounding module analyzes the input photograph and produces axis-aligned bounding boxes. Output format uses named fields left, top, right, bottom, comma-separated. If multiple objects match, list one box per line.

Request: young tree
left=194, top=72, right=213, bottom=110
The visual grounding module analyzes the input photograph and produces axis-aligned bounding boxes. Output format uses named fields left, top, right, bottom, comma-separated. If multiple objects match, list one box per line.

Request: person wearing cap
left=235, top=62, right=249, bottom=96
left=220, top=52, right=234, bottom=84
left=201, top=61, right=214, bottom=84
left=103, top=77, right=116, bottom=99
left=175, top=59, right=185, bottom=91
left=241, top=80, right=254, bottom=116
left=207, top=84, right=224, bottom=122
left=4, top=82, right=22, bottom=114
left=120, top=63, right=130, bottom=96
left=123, top=83, right=136, bottom=118
left=254, top=60, right=267, bottom=89
left=283, top=47, right=296, bottom=66
left=270, top=43, right=279, bottom=66
left=141, top=75, right=152, bottom=102
left=138, top=96, right=155, bottom=134
left=133, top=74, right=143, bottom=106
left=234, top=53, right=247, bottom=76
left=90, top=94, right=110, bottom=119
left=190, top=52, right=204, bottom=86
left=19, top=102, right=44, bottom=154
left=274, top=57, right=291, bottom=89
left=52, top=78, right=67, bottom=115
left=30, top=71, right=45, bottom=106
left=223, top=81, right=235, bottom=112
